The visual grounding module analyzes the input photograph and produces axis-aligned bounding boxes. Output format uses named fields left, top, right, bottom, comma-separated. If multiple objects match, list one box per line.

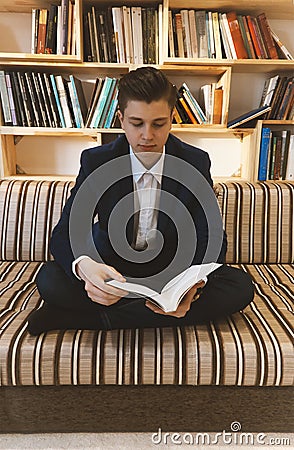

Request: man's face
left=118, top=99, right=173, bottom=154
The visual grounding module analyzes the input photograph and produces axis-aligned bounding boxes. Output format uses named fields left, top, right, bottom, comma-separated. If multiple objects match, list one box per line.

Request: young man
left=28, top=67, right=254, bottom=335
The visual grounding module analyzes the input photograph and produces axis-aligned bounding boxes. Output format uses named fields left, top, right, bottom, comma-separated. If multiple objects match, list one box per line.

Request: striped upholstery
left=0, top=180, right=293, bottom=387
left=0, top=180, right=293, bottom=264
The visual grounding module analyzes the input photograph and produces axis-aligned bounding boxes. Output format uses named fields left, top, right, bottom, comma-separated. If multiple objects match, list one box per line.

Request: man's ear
left=117, top=109, right=124, bottom=128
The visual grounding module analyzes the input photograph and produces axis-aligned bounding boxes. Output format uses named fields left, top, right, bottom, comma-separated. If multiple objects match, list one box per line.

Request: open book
left=106, top=263, right=222, bottom=313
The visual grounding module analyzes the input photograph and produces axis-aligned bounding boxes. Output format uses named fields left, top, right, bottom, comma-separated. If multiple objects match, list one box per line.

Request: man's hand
left=76, top=258, right=129, bottom=306
left=145, top=279, right=206, bottom=318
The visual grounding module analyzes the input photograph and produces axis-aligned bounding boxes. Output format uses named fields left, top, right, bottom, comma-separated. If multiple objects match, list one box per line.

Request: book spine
left=0, top=70, right=13, bottom=125
left=258, top=127, right=271, bottom=180
left=99, top=11, right=110, bottom=63
left=212, top=12, right=222, bottom=59
left=60, top=0, right=69, bottom=54
left=226, top=11, right=248, bottom=59
left=90, top=77, right=113, bottom=128
left=31, top=9, right=39, bottom=54
left=49, top=74, right=66, bottom=127
left=17, top=72, right=35, bottom=127
left=252, top=16, right=268, bottom=58
left=282, top=131, right=291, bottom=179
left=38, top=73, right=56, bottom=127
left=221, top=13, right=237, bottom=59
left=91, top=6, right=100, bottom=62
left=188, top=10, right=198, bottom=59
left=246, top=16, right=262, bottom=59
left=4, top=73, right=17, bottom=125
left=175, top=13, right=185, bottom=58
left=25, top=72, right=43, bottom=127
left=113, top=7, right=125, bottom=63
left=11, top=72, right=27, bottom=126
left=54, top=75, right=73, bottom=127
left=285, top=135, right=294, bottom=180
left=182, top=82, right=207, bottom=122
left=8, top=72, right=22, bottom=126
left=31, top=72, right=49, bottom=127
left=56, top=6, right=62, bottom=54
left=196, top=11, right=208, bottom=58
left=218, top=13, right=232, bottom=59
left=241, top=15, right=256, bottom=58
left=104, top=85, right=118, bottom=128
left=257, top=13, right=279, bottom=59
left=37, top=9, right=48, bottom=54
left=45, top=5, right=58, bottom=54
left=213, top=87, right=223, bottom=124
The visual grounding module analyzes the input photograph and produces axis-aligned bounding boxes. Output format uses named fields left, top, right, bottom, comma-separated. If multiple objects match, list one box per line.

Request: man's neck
left=133, top=150, right=163, bottom=170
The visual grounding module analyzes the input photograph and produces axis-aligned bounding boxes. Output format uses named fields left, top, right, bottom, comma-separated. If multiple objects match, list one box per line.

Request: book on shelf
left=227, top=105, right=271, bottom=128
left=0, top=71, right=13, bottom=126
left=260, top=76, right=294, bottom=120
left=285, top=135, right=294, bottom=180
left=258, top=128, right=293, bottom=180
left=167, top=9, right=292, bottom=60
left=258, top=127, right=271, bottom=181
left=31, top=1, right=76, bottom=56
left=107, top=263, right=222, bottom=313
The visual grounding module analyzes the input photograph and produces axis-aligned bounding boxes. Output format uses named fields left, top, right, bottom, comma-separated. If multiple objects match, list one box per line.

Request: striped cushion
left=217, top=181, right=294, bottom=264
left=0, top=180, right=293, bottom=264
left=0, top=261, right=293, bottom=386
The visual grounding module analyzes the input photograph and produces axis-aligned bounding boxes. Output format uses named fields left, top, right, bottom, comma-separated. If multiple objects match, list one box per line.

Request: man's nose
left=142, top=125, right=153, bottom=140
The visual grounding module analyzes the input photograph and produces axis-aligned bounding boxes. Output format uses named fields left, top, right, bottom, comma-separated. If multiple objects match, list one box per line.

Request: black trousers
left=27, top=261, right=255, bottom=335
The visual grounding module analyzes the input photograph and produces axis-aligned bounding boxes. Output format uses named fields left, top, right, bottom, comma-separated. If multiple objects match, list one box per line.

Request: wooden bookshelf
left=0, top=0, right=293, bottom=181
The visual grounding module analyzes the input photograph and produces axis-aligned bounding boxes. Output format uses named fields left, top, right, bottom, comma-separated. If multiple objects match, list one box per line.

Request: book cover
left=227, top=105, right=271, bottom=128
left=106, top=263, right=222, bottom=313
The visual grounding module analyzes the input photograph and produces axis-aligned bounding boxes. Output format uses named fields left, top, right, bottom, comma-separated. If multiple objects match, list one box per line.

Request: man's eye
left=131, top=123, right=142, bottom=127
left=153, top=123, right=165, bottom=128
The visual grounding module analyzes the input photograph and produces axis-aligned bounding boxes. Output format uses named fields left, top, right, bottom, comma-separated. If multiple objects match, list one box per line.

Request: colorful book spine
left=258, top=127, right=271, bottom=181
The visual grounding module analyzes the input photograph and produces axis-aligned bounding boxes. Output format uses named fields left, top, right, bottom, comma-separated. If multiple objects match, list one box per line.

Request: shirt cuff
left=72, top=255, right=91, bottom=280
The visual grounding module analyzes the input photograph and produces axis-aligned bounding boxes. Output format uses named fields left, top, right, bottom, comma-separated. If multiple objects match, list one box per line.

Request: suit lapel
left=157, top=135, right=185, bottom=233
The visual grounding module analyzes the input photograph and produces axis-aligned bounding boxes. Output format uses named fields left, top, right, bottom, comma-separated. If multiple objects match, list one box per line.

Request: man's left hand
left=145, top=279, right=206, bottom=318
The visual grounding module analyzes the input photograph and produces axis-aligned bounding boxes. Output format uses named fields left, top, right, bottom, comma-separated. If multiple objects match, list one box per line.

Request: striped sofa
left=0, top=179, right=293, bottom=433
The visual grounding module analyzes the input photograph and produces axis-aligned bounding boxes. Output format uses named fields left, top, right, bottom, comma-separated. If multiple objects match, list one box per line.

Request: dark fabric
left=27, top=261, right=254, bottom=335
left=0, top=385, right=293, bottom=433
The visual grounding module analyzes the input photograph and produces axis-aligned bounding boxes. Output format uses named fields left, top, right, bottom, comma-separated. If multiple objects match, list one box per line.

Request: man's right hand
left=76, top=258, right=129, bottom=306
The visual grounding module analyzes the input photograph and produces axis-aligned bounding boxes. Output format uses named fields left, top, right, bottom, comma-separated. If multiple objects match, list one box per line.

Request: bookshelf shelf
left=163, top=59, right=294, bottom=74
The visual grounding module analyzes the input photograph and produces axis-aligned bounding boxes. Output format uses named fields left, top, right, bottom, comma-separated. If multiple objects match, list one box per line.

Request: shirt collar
left=130, top=145, right=165, bottom=185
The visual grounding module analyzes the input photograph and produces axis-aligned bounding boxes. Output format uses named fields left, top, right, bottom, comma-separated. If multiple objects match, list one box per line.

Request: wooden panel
left=0, top=134, right=16, bottom=177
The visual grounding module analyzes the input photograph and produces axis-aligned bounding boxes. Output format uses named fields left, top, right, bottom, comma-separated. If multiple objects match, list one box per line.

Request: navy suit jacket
left=50, top=134, right=227, bottom=288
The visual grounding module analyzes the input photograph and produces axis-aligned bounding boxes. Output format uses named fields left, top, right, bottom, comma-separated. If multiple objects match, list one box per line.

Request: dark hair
left=118, top=66, right=177, bottom=114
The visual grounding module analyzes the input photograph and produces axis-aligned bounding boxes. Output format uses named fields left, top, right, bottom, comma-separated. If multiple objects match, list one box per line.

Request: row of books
left=31, top=1, right=76, bottom=55
left=0, top=70, right=123, bottom=129
left=174, top=82, right=223, bottom=125
left=168, top=9, right=293, bottom=60
left=258, top=127, right=294, bottom=181
left=84, top=5, right=161, bottom=64
left=259, top=75, right=294, bottom=121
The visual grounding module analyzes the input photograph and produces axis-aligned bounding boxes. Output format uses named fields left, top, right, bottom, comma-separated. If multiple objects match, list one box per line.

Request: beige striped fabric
left=217, top=181, right=294, bottom=264
left=0, top=180, right=293, bottom=264
left=0, top=261, right=293, bottom=386
left=0, top=180, right=72, bottom=262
